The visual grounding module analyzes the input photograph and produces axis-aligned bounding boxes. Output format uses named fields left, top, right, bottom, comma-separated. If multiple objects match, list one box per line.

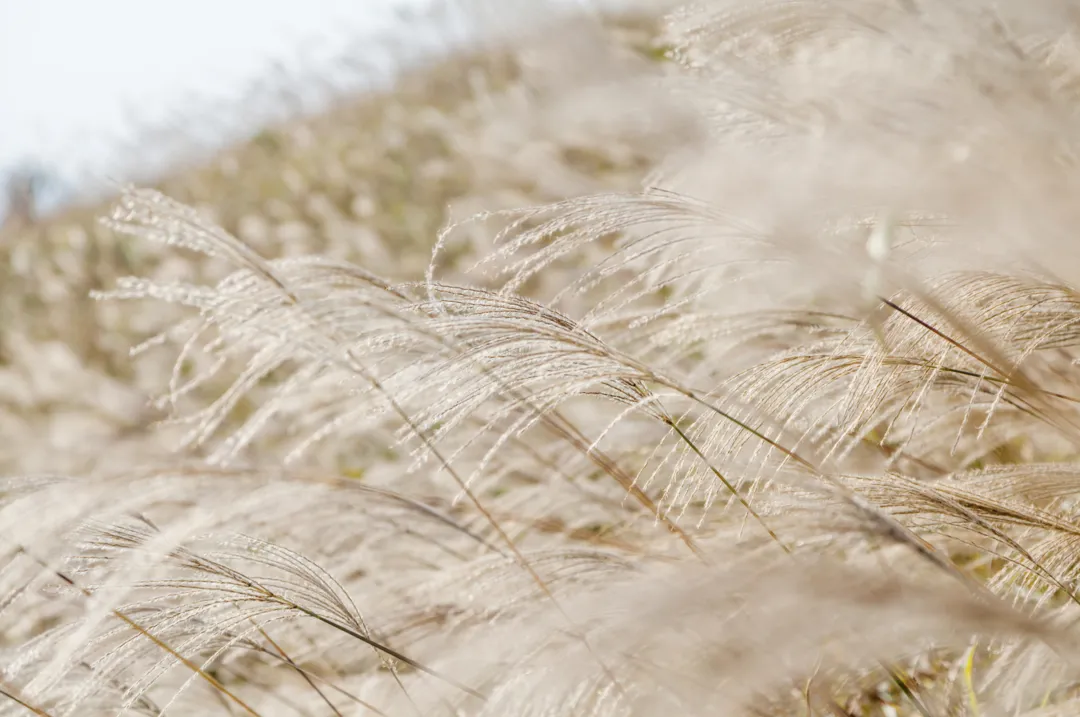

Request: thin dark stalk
left=881, top=294, right=1080, bottom=442
left=23, top=551, right=264, bottom=717
left=666, top=419, right=791, bottom=553
left=0, top=680, right=55, bottom=717
left=269, top=273, right=630, bottom=699
left=271, top=586, right=484, bottom=700
left=881, top=662, right=934, bottom=717
left=247, top=619, right=344, bottom=717
left=237, top=652, right=388, bottom=716
left=659, top=381, right=981, bottom=586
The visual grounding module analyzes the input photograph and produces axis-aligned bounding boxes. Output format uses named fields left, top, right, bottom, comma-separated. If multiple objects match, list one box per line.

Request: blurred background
left=0, top=0, right=678, bottom=474
left=0, top=0, right=497, bottom=219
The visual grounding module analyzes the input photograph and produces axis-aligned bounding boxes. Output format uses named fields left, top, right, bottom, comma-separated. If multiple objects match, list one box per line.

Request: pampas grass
left=8, top=0, right=1080, bottom=714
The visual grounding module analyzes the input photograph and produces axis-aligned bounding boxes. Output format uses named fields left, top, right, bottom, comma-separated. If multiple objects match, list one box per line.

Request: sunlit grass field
left=6, top=3, right=1080, bottom=715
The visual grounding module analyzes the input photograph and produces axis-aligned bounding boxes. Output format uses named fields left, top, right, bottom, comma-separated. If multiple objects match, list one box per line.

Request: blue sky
left=0, top=0, right=441, bottom=207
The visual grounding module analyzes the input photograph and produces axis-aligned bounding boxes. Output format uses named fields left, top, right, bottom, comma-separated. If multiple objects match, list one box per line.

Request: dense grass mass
left=7, top=1, right=1080, bottom=714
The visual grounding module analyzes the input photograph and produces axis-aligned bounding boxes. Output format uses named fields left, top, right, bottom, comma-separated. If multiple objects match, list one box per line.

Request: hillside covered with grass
left=0, top=10, right=675, bottom=474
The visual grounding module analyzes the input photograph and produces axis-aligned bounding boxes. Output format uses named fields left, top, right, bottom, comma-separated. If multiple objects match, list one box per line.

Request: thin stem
left=0, top=680, right=55, bottom=717
left=666, top=419, right=791, bottom=553
left=26, top=553, right=264, bottom=717
left=248, top=619, right=344, bottom=717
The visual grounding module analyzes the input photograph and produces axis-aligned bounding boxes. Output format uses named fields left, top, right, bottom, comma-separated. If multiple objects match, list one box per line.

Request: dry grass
left=0, top=9, right=677, bottom=475
left=6, top=1, right=1080, bottom=715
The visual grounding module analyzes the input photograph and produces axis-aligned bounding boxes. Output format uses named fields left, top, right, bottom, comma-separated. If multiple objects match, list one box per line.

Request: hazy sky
left=0, top=0, right=438, bottom=198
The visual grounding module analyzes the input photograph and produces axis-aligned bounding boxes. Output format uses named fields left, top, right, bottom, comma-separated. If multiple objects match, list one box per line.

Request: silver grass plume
left=8, top=0, right=1080, bottom=715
